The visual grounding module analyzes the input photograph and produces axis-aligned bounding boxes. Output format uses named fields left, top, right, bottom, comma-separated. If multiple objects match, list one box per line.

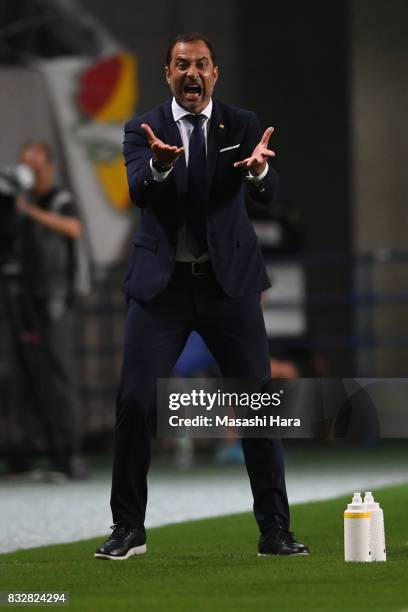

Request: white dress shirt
left=150, top=97, right=268, bottom=262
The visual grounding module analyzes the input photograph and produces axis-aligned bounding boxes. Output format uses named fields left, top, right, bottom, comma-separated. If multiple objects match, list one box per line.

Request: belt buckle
left=191, top=262, right=206, bottom=276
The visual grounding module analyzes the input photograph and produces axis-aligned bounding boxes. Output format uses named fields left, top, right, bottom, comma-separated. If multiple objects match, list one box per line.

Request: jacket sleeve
left=241, top=111, right=279, bottom=205
left=123, top=118, right=174, bottom=209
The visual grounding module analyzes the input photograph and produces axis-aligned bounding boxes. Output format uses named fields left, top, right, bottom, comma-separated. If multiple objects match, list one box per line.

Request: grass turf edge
left=1, top=484, right=408, bottom=611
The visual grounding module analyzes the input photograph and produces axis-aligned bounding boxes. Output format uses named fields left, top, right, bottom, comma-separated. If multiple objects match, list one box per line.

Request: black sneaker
left=95, top=524, right=147, bottom=560
left=258, top=526, right=310, bottom=556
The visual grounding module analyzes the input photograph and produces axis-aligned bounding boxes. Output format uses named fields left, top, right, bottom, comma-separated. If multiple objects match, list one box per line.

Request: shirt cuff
left=150, top=158, right=173, bottom=182
left=246, top=162, right=269, bottom=183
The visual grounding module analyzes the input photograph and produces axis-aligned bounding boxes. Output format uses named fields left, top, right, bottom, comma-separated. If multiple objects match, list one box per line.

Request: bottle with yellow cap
left=364, top=492, right=386, bottom=561
left=344, top=492, right=372, bottom=562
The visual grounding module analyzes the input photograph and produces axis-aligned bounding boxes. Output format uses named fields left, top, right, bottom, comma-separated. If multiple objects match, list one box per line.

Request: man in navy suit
left=96, top=32, right=309, bottom=560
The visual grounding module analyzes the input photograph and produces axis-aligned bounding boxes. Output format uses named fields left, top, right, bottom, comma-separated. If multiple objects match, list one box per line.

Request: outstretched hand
left=233, top=127, right=275, bottom=176
left=141, top=123, right=184, bottom=170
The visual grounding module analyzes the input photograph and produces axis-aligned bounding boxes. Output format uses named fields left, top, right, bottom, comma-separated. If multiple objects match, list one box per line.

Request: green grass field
left=1, top=484, right=408, bottom=611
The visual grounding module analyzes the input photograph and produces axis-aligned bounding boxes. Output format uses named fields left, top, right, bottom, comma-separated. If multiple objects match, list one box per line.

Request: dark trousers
left=110, top=270, right=290, bottom=534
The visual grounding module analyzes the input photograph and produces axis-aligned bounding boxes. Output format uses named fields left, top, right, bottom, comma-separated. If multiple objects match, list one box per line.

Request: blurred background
left=0, top=0, right=407, bottom=550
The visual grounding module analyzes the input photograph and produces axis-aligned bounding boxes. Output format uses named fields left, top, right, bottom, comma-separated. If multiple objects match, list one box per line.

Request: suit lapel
left=162, top=100, right=188, bottom=194
left=206, top=100, right=227, bottom=199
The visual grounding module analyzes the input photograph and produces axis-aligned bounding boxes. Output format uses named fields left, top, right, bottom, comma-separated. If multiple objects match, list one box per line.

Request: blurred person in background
left=96, top=32, right=309, bottom=560
left=0, top=141, right=86, bottom=480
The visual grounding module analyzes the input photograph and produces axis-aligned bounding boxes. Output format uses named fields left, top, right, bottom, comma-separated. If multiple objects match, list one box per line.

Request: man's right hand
left=141, top=123, right=184, bottom=170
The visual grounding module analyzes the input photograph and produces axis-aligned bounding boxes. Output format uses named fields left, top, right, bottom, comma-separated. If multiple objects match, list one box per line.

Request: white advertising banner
left=40, top=52, right=139, bottom=266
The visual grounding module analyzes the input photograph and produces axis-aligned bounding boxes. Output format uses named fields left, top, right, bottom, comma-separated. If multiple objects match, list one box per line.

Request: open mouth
left=183, top=83, right=202, bottom=98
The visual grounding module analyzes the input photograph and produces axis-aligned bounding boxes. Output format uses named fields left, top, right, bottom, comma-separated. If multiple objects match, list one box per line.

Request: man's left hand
left=233, top=127, right=275, bottom=176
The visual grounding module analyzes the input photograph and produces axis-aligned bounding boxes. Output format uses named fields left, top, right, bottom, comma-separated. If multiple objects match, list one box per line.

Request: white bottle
left=364, top=492, right=386, bottom=561
left=344, top=492, right=372, bottom=562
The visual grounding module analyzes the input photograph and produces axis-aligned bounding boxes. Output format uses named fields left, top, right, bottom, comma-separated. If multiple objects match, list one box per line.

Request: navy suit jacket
left=122, top=98, right=279, bottom=301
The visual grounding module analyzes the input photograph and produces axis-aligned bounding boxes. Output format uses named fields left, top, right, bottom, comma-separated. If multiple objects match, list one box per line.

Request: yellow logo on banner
left=76, top=52, right=139, bottom=212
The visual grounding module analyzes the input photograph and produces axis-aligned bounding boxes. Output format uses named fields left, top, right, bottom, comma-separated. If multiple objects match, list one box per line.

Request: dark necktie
left=185, top=114, right=207, bottom=258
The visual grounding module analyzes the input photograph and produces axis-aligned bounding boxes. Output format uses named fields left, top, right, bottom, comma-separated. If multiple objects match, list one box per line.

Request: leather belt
left=174, top=261, right=213, bottom=277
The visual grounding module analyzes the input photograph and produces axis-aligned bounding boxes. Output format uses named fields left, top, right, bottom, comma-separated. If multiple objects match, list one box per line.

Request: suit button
left=143, top=180, right=148, bottom=186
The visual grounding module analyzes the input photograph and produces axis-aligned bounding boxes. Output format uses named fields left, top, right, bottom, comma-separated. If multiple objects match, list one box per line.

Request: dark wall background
left=80, top=0, right=243, bottom=110
left=80, top=0, right=353, bottom=374
left=239, top=1, right=353, bottom=374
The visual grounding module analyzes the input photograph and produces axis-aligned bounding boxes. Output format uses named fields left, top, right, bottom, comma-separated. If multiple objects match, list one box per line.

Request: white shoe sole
left=95, top=543, right=147, bottom=560
left=258, top=551, right=310, bottom=557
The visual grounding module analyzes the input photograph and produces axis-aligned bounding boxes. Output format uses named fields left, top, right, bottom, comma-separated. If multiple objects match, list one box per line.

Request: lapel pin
left=219, top=123, right=224, bottom=129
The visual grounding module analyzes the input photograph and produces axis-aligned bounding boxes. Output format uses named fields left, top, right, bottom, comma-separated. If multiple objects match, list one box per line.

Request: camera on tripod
left=0, top=164, right=35, bottom=196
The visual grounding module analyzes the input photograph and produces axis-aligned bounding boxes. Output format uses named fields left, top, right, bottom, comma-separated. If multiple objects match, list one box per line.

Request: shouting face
left=165, top=39, right=218, bottom=114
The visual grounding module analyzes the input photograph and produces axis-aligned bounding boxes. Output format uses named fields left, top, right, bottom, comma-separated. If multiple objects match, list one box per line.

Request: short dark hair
left=20, top=141, right=54, bottom=162
left=166, top=32, right=217, bottom=66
